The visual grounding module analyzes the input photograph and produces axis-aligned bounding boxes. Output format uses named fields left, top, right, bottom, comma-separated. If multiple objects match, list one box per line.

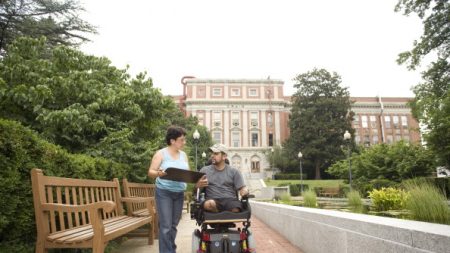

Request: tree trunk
left=315, top=160, right=321, bottom=179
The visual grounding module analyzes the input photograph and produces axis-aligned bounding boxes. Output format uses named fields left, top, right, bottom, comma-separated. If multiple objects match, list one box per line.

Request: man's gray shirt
left=200, top=164, right=245, bottom=199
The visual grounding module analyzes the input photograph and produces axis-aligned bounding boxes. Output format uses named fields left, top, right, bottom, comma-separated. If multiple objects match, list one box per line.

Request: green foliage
left=403, top=180, right=450, bottom=224
left=185, top=125, right=214, bottom=171
left=303, top=190, right=318, bottom=208
left=0, top=119, right=131, bottom=252
left=368, top=187, right=409, bottom=211
left=274, top=173, right=308, bottom=180
left=0, top=37, right=185, bottom=180
left=266, top=145, right=298, bottom=173
left=277, top=183, right=309, bottom=196
left=280, top=192, right=292, bottom=203
left=395, top=0, right=450, bottom=167
left=327, top=141, right=435, bottom=192
left=285, top=68, right=353, bottom=179
left=0, top=0, right=96, bottom=53
left=347, top=191, right=363, bottom=209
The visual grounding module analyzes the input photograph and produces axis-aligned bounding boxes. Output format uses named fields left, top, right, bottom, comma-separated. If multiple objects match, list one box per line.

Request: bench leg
left=148, top=223, right=154, bottom=245
left=92, top=242, right=105, bottom=253
left=154, top=215, right=159, bottom=239
left=35, top=242, right=47, bottom=253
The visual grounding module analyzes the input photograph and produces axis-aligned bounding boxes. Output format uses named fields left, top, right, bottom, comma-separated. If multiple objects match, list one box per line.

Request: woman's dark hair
left=166, top=126, right=187, bottom=145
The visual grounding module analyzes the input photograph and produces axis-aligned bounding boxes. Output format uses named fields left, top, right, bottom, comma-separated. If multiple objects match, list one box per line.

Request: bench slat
left=47, top=216, right=128, bottom=242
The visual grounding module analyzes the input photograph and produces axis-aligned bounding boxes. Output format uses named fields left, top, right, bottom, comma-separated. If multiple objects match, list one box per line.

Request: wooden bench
left=122, top=179, right=158, bottom=239
left=319, top=187, right=340, bottom=198
left=31, top=168, right=154, bottom=253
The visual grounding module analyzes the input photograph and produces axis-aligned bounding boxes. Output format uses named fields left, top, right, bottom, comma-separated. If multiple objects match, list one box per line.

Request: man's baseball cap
left=209, top=143, right=228, bottom=155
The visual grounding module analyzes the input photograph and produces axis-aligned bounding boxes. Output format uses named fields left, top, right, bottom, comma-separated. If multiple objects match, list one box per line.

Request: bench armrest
left=121, top=197, right=155, bottom=218
left=41, top=201, right=116, bottom=213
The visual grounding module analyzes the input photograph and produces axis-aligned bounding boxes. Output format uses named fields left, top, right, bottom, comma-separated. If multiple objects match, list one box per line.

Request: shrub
left=0, top=119, right=131, bottom=252
left=280, top=192, right=292, bottom=203
left=274, top=173, right=307, bottom=180
left=368, top=187, right=409, bottom=211
left=289, top=184, right=309, bottom=196
left=303, top=190, right=317, bottom=208
left=347, top=191, right=363, bottom=209
left=404, top=181, right=450, bottom=224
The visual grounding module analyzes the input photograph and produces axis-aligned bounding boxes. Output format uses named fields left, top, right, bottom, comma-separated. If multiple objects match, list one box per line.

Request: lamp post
left=343, top=130, right=352, bottom=191
left=201, top=152, right=206, bottom=167
left=271, top=147, right=274, bottom=179
left=298, top=151, right=303, bottom=194
left=193, top=129, right=200, bottom=171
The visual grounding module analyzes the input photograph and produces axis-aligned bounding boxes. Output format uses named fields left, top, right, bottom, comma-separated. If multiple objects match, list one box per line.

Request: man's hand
left=195, top=175, right=208, bottom=188
left=239, top=186, right=249, bottom=197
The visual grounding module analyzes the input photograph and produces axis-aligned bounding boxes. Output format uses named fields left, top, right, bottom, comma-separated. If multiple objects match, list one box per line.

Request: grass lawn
left=264, top=179, right=346, bottom=189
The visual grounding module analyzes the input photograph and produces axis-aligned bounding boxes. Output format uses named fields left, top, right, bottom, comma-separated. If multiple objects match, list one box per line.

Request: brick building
left=174, top=77, right=420, bottom=178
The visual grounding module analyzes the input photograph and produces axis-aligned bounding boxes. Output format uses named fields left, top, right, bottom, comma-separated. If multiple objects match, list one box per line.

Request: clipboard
left=160, top=167, right=205, bottom=183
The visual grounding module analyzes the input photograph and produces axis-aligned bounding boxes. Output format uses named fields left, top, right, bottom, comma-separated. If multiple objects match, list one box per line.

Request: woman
left=148, top=126, right=189, bottom=253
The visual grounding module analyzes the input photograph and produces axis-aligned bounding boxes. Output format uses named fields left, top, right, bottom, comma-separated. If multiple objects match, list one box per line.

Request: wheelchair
left=190, top=188, right=256, bottom=253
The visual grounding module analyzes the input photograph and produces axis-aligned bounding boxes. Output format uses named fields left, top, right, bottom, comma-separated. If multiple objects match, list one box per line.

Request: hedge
left=0, top=119, right=131, bottom=253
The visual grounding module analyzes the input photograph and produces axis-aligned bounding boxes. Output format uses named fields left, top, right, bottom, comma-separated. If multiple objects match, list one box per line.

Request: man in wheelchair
left=191, top=144, right=256, bottom=253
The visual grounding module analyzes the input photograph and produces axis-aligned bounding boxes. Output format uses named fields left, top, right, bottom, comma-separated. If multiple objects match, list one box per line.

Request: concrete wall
left=250, top=201, right=450, bottom=253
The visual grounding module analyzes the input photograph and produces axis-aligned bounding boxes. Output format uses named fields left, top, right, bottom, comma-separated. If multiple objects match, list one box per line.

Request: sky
left=79, top=0, right=425, bottom=97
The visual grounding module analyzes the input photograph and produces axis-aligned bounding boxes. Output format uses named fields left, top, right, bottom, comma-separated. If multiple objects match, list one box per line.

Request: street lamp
left=193, top=129, right=200, bottom=171
left=298, top=151, right=303, bottom=194
left=343, top=130, right=352, bottom=191
left=271, top=147, right=274, bottom=179
left=201, top=152, right=206, bottom=167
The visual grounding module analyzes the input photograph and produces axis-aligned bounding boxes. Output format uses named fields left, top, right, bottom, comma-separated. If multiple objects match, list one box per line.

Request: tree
left=285, top=68, right=353, bottom=179
left=0, top=37, right=178, bottom=178
left=395, top=0, right=450, bottom=166
left=327, top=141, right=436, bottom=191
left=0, top=0, right=96, bottom=54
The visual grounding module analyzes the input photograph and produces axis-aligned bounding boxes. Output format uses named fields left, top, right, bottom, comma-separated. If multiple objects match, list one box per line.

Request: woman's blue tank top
left=155, top=147, right=189, bottom=192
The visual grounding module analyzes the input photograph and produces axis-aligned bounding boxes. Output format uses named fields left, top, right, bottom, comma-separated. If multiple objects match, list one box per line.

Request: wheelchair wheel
left=191, top=229, right=201, bottom=253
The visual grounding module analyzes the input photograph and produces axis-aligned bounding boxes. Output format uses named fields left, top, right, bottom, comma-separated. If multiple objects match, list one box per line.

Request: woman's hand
left=195, top=175, right=208, bottom=188
left=156, top=169, right=167, bottom=177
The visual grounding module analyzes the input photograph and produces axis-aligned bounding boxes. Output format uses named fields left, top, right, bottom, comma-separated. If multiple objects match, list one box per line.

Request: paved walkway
left=113, top=210, right=303, bottom=253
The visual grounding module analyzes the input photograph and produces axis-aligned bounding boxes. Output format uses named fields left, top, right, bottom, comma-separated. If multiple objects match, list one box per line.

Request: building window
left=232, top=112, right=240, bottom=127
left=353, top=115, right=360, bottom=129
left=213, top=112, right=221, bottom=127
left=370, top=115, right=377, bottom=128
left=355, top=134, right=361, bottom=143
left=250, top=112, right=258, bottom=127
left=372, top=135, right=379, bottom=144
left=249, top=88, right=258, bottom=97
left=267, top=112, right=273, bottom=127
left=197, top=113, right=204, bottom=126
left=401, top=116, right=408, bottom=129
left=232, top=156, right=241, bottom=169
left=251, top=161, right=260, bottom=173
left=403, top=135, right=410, bottom=142
left=268, top=133, right=273, bottom=146
left=197, top=86, right=206, bottom=98
left=386, top=135, right=393, bottom=144
left=393, top=116, right=399, bottom=129
left=385, top=116, right=391, bottom=128
left=265, top=88, right=273, bottom=98
left=251, top=156, right=260, bottom=173
left=251, top=132, right=259, bottom=147
left=364, top=134, right=370, bottom=146
left=232, top=132, right=240, bottom=147
left=212, top=88, right=222, bottom=97
left=362, top=116, right=368, bottom=128
left=231, top=88, right=240, bottom=96
left=213, top=131, right=221, bottom=143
